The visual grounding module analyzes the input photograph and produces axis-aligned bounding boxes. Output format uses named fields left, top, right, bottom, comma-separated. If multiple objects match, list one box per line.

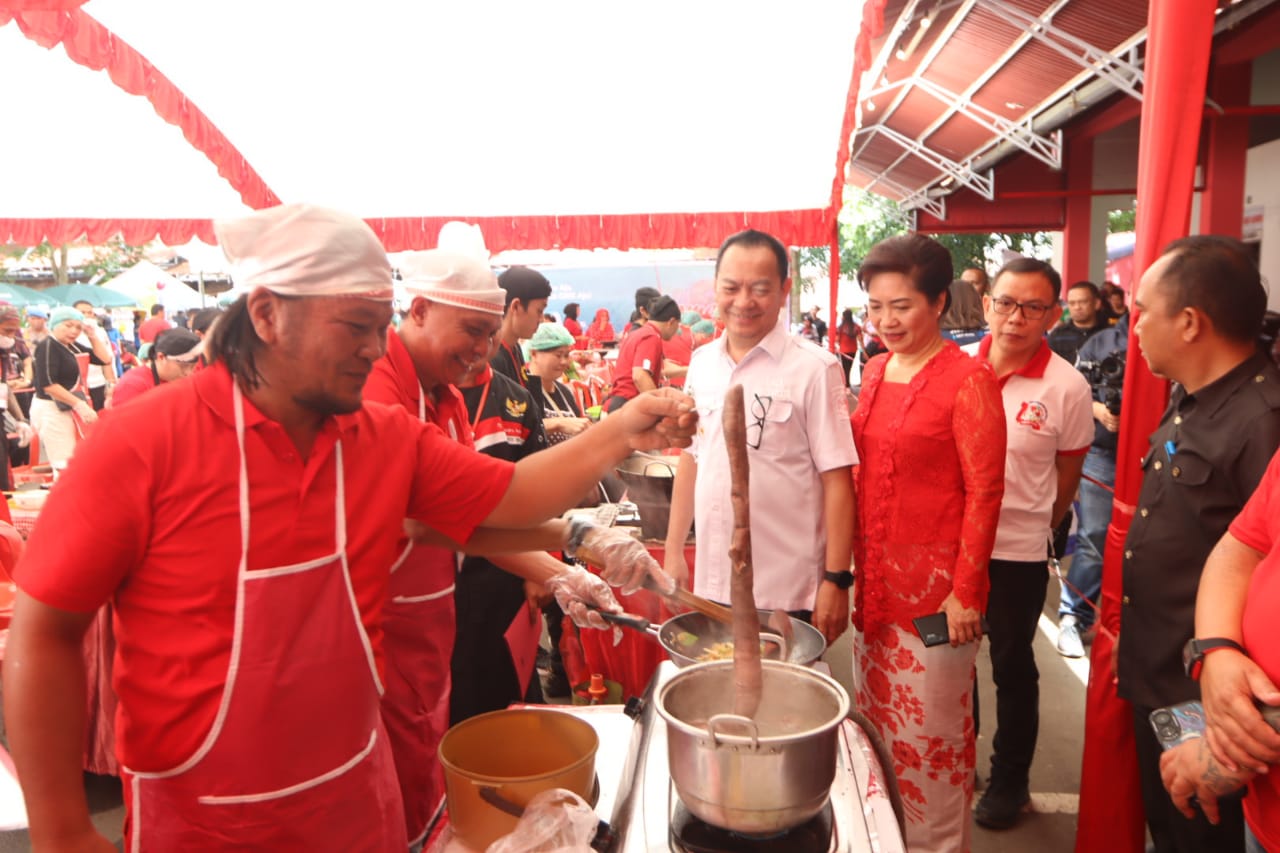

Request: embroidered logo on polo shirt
left=1016, top=400, right=1048, bottom=431
left=505, top=398, right=527, bottom=418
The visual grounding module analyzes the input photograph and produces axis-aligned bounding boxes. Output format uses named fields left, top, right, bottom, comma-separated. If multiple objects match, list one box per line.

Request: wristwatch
left=823, top=570, right=854, bottom=590
left=1183, top=637, right=1246, bottom=680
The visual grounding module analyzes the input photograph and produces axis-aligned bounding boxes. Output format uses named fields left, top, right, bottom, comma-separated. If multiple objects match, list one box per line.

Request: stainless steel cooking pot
left=613, top=454, right=678, bottom=540
left=654, top=659, right=851, bottom=834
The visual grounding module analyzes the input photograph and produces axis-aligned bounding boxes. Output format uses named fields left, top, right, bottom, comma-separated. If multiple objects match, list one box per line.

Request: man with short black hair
left=963, top=265, right=991, bottom=296
left=621, top=286, right=661, bottom=342
left=1119, top=235, right=1280, bottom=852
left=1048, top=281, right=1108, bottom=364
left=138, top=302, right=170, bottom=343
left=973, top=257, right=1093, bottom=830
left=664, top=229, right=857, bottom=646
left=189, top=307, right=222, bottom=339
left=491, top=266, right=551, bottom=390
left=604, top=294, right=682, bottom=413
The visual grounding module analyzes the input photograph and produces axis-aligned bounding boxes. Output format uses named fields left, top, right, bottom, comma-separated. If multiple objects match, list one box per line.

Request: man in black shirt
left=491, top=266, right=551, bottom=390
left=1119, top=236, right=1280, bottom=853
left=1048, top=281, right=1108, bottom=364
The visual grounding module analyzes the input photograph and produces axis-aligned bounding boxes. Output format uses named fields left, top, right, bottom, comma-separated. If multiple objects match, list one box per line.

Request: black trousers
left=1131, top=703, right=1244, bottom=853
left=450, top=559, right=544, bottom=726
left=985, top=558, right=1049, bottom=787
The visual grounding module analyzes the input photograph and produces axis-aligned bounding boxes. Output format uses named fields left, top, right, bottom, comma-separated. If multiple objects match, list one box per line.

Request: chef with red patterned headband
left=2, top=203, right=691, bottom=852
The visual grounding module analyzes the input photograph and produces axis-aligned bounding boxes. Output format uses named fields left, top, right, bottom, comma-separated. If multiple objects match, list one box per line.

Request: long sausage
left=722, top=384, right=762, bottom=718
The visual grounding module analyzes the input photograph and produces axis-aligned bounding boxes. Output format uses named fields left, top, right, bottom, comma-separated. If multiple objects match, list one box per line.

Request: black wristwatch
left=1183, top=637, right=1247, bottom=680
left=823, top=570, right=854, bottom=590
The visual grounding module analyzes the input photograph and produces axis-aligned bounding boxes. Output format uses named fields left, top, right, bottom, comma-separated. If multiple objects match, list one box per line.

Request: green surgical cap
left=50, top=306, right=83, bottom=329
left=528, top=322, right=575, bottom=351
left=681, top=310, right=703, bottom=326
left=691, top=320, right=715, bottom=336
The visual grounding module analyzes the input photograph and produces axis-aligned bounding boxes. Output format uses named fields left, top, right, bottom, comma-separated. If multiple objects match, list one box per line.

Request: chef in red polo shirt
left=366, top=247, right=636, bottom=845
left=604, top=294, right=683, bottom=413
left=2, top=204, right=691, bottom=853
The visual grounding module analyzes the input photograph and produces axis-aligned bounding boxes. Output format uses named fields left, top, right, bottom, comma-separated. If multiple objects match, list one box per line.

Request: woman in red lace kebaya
left=850, top=234, right=1006, bottom=853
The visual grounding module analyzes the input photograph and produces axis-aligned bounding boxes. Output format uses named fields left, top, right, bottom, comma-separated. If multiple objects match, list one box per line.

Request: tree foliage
left=1107, top=207, right=1136, bottom=234
left=13, top=236, right=145, bottom=286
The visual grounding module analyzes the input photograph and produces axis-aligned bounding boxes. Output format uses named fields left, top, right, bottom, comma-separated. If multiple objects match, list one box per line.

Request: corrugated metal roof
left=848, top=0, right=1155, bottom=211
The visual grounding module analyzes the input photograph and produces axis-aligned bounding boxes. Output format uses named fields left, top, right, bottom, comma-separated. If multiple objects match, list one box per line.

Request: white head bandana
left=398, top=250, right=505, bottom=316
left=216, top=204, right=393, bottom=301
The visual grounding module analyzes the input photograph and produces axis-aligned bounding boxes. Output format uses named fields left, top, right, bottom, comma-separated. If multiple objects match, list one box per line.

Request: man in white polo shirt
left=662, top=229, right=857, bottom=645
left=973, top=258, right=1093, bottom=830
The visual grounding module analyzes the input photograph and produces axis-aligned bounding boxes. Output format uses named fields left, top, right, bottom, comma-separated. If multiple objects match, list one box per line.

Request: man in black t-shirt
left=453, top=359, right=555, bottom=719
left=1048, top=281, right=1108, bottom=365
left=491, top=266, right=551, bottom=390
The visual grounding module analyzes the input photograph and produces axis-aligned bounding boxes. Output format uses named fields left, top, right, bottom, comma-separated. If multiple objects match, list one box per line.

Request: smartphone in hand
left=1150, top=700, right=1206, bottom=751
left=911, top=612, right=990, bottom=647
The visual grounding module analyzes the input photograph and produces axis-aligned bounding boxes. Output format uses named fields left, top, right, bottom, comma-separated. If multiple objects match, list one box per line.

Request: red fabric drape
left=0, top=212, right=833, bottom=253
left=1074, top=3, right=1218, bottom=851
left=1, top=9, right=281, bottom=214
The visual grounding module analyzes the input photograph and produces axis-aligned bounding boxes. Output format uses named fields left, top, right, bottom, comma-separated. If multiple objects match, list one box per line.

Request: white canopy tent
left=0, top=1, right=874, bottom=251
left=103, top=260, right=205, bottom=311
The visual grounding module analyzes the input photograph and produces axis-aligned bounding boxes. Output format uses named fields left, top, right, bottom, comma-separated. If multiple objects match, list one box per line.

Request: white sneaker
left=1057, top=617, right=1085, bottom=658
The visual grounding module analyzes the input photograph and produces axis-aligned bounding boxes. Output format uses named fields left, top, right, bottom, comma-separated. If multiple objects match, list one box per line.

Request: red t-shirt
left=364, top=330, right=471, bottom=445
left=15, top=363, right=513, bottom=772
left=563, top=317, right=583, bottom=338
left=109, top=364, right=157, bottom=407
left=661, top=327, right=693, bottom=389
left=1227, top=448, right=1280, bottom=846
left=610, top=323, right=665, bottom=402
left=137, top=317, right=171, bottom=343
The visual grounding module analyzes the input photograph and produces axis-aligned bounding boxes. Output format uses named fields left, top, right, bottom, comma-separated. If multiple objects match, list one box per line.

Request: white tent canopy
left=0, top=1, right=869, bottom=250
left=104, top=260, right=205, bottom=311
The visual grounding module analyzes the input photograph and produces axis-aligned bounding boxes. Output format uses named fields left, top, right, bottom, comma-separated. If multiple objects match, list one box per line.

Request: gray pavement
left=0, top=572, right=1089, bottom=852
left=824, top=576, right=1086, bottom=853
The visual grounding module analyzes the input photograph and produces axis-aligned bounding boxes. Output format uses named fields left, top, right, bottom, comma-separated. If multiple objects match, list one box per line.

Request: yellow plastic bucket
left=438, top=708, right=598, bottom=849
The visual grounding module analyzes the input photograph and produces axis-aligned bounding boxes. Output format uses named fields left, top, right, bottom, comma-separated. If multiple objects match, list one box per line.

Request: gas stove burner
left=669, top=800, right=835, bottom=853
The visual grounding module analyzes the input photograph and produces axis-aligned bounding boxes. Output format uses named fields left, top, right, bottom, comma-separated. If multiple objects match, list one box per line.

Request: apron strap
left=232, top=382, right=251, bottom=566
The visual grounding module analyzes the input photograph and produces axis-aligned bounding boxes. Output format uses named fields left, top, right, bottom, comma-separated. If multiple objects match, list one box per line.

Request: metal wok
left=603, top=609, right=826, bottom=668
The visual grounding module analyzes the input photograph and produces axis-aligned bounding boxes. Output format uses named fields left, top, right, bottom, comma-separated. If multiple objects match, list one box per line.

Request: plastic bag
left=485, top=788, right=597, bottom=853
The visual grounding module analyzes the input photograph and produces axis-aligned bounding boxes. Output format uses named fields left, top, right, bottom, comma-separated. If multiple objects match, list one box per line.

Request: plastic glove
left=73, top=401, right=98, bottom=424
left=12, top=422, right=32, bottom=448
left=567, top=519, right=677, bottom=596
left=545, top=566, right=621, bottom=631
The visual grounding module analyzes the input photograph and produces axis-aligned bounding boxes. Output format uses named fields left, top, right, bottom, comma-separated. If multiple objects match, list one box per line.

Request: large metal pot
left=654, top=659, right=850, bottom=834
left=613, top=454, right=678, bottom=540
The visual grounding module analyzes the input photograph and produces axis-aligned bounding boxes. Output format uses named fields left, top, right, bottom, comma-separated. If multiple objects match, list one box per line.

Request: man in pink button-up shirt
left=662, top=229, right=858, bottom=644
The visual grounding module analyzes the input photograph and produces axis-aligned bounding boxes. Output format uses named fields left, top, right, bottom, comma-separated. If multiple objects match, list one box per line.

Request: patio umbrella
left=0, top=282, right=52, bottom=308
left=44, top=283, right=137, bottom=308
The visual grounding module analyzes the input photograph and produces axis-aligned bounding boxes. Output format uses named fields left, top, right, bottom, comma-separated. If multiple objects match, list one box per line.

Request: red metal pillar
left=1060, top=135, right=1094, bottom=294
left=1075, top=2, right=1218, bottom=852
left=1199, top=61, right=1252, bottom=236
